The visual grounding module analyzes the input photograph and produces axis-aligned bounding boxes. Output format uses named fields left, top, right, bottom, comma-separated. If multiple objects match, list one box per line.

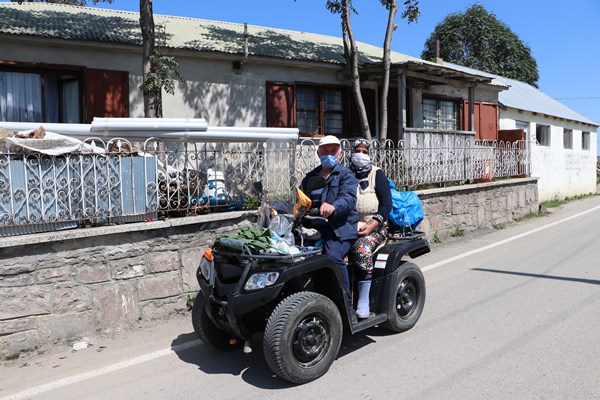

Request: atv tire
left=191, top=293, right=240, bottom=350
left=381, top=261, right=426, bottom=332
left=263, top=291, right=342, bottom=384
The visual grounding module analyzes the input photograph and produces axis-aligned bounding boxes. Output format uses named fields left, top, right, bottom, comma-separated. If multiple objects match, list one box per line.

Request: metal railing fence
left=0, top=136, right=529, bottom=236
left=295, top=138, right=530, bottom=188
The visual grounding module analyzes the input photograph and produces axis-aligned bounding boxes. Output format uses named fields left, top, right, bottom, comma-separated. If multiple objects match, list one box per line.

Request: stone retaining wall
left=0, top=212, right=255, bottom=359
left=417, top=178, right=539, bottom=240
left=0, top=178, right=538, bottom=359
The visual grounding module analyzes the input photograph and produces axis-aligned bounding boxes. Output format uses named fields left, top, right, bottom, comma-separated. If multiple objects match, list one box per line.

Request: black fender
left=370, top=237, right=430, bottom=314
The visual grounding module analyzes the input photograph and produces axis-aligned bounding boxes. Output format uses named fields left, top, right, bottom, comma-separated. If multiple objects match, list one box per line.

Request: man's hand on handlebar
left=319, top=202, right=335, bottom=218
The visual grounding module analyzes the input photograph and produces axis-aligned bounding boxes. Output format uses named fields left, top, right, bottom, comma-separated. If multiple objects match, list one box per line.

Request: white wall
left=500, top=108, right=598, bottom=201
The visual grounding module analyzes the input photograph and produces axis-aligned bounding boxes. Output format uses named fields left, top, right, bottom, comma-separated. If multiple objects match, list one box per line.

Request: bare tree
left=139, top=0, right=160, bottom=117
left=326, top=0, right=419, bottom=140
left=326, top=0, right=371, bottom=139
left=379, top=0, right=419, bottom=141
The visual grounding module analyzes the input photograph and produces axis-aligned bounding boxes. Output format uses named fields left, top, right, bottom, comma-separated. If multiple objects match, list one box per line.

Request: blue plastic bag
left=388, top=179, right=424, bottom=231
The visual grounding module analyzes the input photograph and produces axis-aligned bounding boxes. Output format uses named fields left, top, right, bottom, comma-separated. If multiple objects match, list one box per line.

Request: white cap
left=318, top=135, right=341, bottom=147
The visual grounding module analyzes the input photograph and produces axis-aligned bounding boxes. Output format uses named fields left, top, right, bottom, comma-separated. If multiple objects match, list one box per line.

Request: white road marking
left=421, top=204, right=600, bottom=272
left=1, top=340, right=202, bottom=400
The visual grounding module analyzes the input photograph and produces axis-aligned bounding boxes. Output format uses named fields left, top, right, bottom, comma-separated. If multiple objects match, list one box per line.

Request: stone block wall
left=0, top=212, right=255, bottom=359
left=0, top=178, right=538, bottom=359
left=417, top=178, right=539, bottom=240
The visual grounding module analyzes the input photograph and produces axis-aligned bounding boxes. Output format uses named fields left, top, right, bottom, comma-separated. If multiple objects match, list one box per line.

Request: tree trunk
left=139, top=0, right=161, bottom=117
left=341, top=0, right=371, bottom=140
left=379, top=0, right=398, bottom=142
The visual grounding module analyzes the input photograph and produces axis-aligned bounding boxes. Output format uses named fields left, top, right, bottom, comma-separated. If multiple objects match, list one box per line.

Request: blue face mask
left=320, top=155, right=338, bottom=169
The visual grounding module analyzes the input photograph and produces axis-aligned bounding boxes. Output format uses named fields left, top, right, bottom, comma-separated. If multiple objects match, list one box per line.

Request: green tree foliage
left=421, top=5, right=539, bottom=87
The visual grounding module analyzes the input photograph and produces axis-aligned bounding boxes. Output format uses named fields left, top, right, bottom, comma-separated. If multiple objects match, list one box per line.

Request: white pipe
left=91, top=117, right=209, bottom=131
left=88, top=129, right=298, bottom=142
left=1, top=120, right=298, bottom=142
left=207, top=126, right=300, bottom=135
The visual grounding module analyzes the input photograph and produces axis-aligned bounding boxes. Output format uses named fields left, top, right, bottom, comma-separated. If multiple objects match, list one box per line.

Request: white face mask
left=351, top=152, right=371, bottom=168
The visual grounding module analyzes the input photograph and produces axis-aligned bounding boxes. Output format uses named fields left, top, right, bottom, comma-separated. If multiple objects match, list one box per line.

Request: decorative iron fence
left=0, top=136, right=529, bottom=237
left=294, top=138, right=529, bottom=189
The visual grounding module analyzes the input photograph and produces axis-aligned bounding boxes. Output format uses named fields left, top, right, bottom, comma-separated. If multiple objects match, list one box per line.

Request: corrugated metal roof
left=442, top=62, right=597, bottom=126
left=0, top=2, right=420, bottom=65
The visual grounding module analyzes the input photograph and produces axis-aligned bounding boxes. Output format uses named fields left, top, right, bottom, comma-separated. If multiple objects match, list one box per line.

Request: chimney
left=433, top=39, right=443, bottom=64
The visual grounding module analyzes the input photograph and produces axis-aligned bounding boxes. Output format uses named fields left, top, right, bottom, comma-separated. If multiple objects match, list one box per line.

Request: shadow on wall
left=178, top=79, right=263, bottom=126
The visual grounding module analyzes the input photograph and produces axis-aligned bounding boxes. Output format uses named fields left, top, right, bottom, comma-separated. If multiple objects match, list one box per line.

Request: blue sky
left=25, top=1, right=600, bottom=150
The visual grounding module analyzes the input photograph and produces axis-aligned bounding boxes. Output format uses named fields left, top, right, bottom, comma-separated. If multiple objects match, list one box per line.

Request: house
left=1, top=2, right=596, bottom=200
left=0, top=2, right=503, bottom=142
left=441, top=62, right=598, bottom=201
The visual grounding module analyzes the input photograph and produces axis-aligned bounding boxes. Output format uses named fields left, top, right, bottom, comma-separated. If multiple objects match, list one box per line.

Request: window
left=296, top=86, right=344, bottom=136
left=515, top=120, right=528, bottom=136
left=1, top=63, right=129, bottom=124
left=582, top=131, right=590, bottom=150
left=423, top=98, right=458, bottom=130
left=536, top=124, right=550, bottom=146
left=563, top=128, right=573, bottom=149
left=0, top=69, right=82, bottom=123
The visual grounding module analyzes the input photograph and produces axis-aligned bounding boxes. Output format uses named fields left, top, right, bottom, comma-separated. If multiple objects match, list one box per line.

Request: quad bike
left=192, top=177, right=430, bottom=384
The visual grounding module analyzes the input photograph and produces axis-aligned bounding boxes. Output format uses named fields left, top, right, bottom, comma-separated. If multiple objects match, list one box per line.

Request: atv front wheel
left=381, top=261, right=426, bottom=332
left=263, top=291, right=343, bottom=384
left=191, top=293, right=240, bottom=350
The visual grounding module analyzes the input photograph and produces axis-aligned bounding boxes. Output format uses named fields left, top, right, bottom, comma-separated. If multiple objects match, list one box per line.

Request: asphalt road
left=2, top=194, right=600, bottom=400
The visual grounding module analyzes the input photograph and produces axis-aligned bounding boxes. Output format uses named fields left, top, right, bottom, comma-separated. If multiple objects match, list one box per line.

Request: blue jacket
left=301, top=163, right=359, bottom=241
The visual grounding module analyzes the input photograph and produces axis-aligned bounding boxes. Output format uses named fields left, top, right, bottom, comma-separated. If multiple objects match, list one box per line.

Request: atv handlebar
left=303, top=207, right=328, bottom=223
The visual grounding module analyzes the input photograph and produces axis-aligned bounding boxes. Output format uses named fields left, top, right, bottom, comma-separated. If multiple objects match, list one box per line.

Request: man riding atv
left=300, top=135, right=358, bottom=316
left=192, top=138, right=429, bottom=384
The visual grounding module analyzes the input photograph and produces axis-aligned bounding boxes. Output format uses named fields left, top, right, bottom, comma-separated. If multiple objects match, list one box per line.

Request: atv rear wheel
left=382, top=261, right=426, bottom=332
left=263, top=291, right=342, bottom=384
left=191, top=293, right=240, bottom=350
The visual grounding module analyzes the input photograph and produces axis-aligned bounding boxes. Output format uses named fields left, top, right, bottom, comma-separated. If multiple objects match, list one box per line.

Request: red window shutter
left=266, top=81, right=295, bottom=127
left=479, top=103, right=498, bottom=141
left=463, top=101, right=497, bottom=141
left=84, top=69, right=129, bottom=123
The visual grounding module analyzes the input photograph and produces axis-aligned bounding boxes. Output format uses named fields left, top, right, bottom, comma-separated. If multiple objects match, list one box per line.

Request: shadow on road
left=472, top=268, right=600, bottom=285
left=170, top=329, right=377, bottom=388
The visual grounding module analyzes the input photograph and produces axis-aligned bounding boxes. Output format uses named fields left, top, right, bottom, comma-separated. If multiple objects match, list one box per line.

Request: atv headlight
left=199, top=256, right=212, bottom=281
left=244, top=272, right=279, bottom=291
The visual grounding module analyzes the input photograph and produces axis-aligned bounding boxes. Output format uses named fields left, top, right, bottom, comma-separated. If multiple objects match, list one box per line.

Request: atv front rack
left=214, top=247, right=322, bottom=260
left=213, top=237, right=322, bottom=262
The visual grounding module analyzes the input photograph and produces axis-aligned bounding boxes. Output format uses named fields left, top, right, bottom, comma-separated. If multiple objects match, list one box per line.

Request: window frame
left=422, top=97, right=459, bottom=131
left=0, top=62, right=84, bottom=123
left=536, top=124, right=551, bottom=146
left=563, top=128, right=573, bottom=149
left=295, top=83, right=346, bottom=137
left=582, top=131, right=590, bottom=150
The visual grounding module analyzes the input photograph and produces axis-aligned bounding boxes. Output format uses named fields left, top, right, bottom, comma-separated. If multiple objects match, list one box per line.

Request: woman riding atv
left=347, top=139, right=393, bottom=319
